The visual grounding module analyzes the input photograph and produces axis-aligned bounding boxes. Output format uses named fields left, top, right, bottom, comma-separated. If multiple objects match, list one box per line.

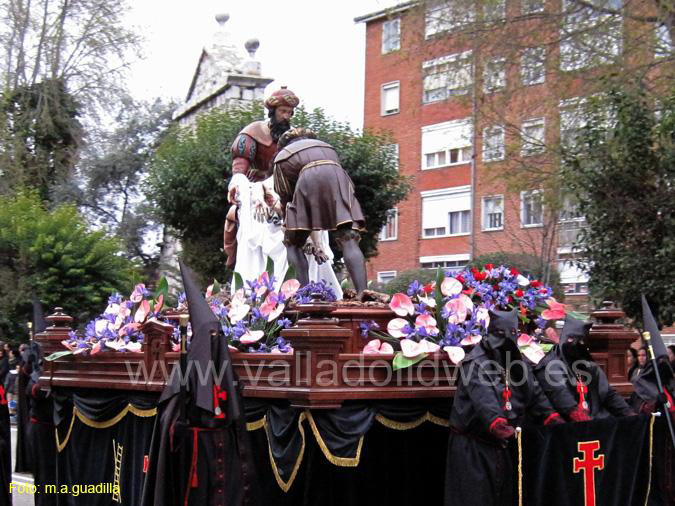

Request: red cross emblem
left=573, top=440, right=605, bottom=506
left=213, top=385, right=227, bottom=419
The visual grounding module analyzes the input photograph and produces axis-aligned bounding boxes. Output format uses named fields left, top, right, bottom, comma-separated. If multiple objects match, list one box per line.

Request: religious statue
left=226, top=89, right=341, bottom=295
left=272, top=128, right=367, bottom=296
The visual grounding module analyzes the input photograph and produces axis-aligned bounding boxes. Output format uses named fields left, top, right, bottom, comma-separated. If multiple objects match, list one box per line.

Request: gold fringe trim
left=246, top=417, right=266, bottom=431
left=55, top=412, right=76, bottom=453
left=375, top=412, right=449, bottom=430
left=265, top=412, right=307, bottom=493
left=74, top=404, right=157, bottom=429
left=305, top=410, right=363, bottom=467
left=517, top=429, right=523, bottom=506
left=55, top=403, right=157, bottom=452
left=643, top=414, right=656, bottom=506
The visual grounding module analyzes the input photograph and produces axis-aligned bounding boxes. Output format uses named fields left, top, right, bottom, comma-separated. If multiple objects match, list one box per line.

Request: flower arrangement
left=214, top=272, right=301, bottom=353
left=55, top=281, right=168, bottom=357
left=363, top=264, right=571, bottom=369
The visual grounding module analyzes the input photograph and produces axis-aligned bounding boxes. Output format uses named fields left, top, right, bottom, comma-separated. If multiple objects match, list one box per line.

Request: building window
left=655, top=23, right=673, bottom=58
left=521, top=47, right=546, bottom=85
left=560, top=0, right=622, bottom=71
left=387, top=143, right=400, bottom=170
left=521, top=190, right=543, bottom=227
left=558, top=195, right=586, bottom=249
left=421, top=119, right=473, bottom=170
left=421, top=186, right=471, bottom=238
left=420, top=254, right=470, bottom=269
left=379, top=208, right=398, bottom=241
left=483, top=125, right=505, bottom=162
left=381, top=82, right=400, bottom=116
left=563, top=282, right=589, bottom=295
left=425, top=1, right=475, bottom=38
left=377, top=271, right=397, bottom=284
left=522, top=0, right=545, bottom=14
left=482, top=196, right=504, bottom=231
left=484, top=0, right=506, bottom=22
left=422, top=51, right=473, bottom=103
left=484, top=57, right=506, bottom=92
left=382, top=18, right=401, bottom=54
left=521, top=118, right=545, bottom=155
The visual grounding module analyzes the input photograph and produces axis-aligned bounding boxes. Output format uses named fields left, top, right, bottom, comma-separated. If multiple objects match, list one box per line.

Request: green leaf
left=392, top=351, right=428, bottom=371
left=566, top=310, right=588, bottom=321
left=44, top=350, right=73, bottom=361
left=212, top=279, right=221, bottom=295
left=155, top=276, right=169, bottom=299
left=265, top=256, right=275, bottom=279
left=540, top=343, right=554, bottom=353
left=233, top=272, right=244, bottom=291
left=283, top=265, right=297, bottom=283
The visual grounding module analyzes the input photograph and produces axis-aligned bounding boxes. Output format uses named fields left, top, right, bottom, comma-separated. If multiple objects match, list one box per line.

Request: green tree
left=61, top=98, right=175, bottom=277
left=562, top=86, right=675, bottom=326
left=0, top=191, right=138, bottom=341
left=147, top=102, right=411, bottom=281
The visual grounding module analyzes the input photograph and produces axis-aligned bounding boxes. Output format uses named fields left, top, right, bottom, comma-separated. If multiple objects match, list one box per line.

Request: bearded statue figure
left=224, top=88, right=342, bottom=295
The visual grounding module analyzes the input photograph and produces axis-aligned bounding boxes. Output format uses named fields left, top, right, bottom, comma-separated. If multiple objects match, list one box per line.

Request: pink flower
left=363, top=339, right=395, bottom=354
left=91, top=342, right=101, bottom=355
left=119, top=322, right=141, bottom=337
left=154, top=294, right=164, bottom=314
left=445, top=298, right=468, bottom=324
left=259, top=293, right=277, bottom=317
left=390, top=293, right=414, bottom=316
left=126, top=341, right=142, bottom=353
left=419, top=296, right=436, bottom=308
left=460, top=334, right=482, bottom=346
left=256, top=272, right=271, bottom=298
left=541, top=297, right=566, bottom=320
left=420, top=339, right=440, bottom=353
left=268, top=303, right=285, bottom=321
left=444, top=346, right=466, bottom=364
left=205, top=284, right=214, bottom=298
left=415, top=313, right=439, bottom=336
left=441, top=277, right=463, bottom=296
left=105, top=339, right=125, bottom=351
left=475, top=307, right=490, bottom=326
left=517, top=333, right=534, bottom=347
left=172, top=342, right=180, bottom=352
left=281, top=279, right=300, bottom=299
left=545, top=327, right=560, bottom=344
left=130, top=284, right=146, bottom=303
left=134, top=300, right=151, bottom=323
left=61, top=340, right=76, bottom=351
left=387, top=318, right=409, bottom=338
left=240, top=330, right=264, bottom=344
left=229, top=303, right=250, bottom=324
left=400, top=339, right=424, bottom=358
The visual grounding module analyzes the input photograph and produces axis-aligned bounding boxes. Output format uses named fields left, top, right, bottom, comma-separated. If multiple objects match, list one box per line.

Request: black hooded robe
left=445, top=346, right=558, bottom=506
left=534, top=347, right=633, bottom=420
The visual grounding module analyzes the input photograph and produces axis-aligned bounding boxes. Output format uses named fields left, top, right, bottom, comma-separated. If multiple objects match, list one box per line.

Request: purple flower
left=359, top=320, right=379, bottom=337
left=108, top=293, right=122, bottom=305
left=278, top=317, right=292, bottom=329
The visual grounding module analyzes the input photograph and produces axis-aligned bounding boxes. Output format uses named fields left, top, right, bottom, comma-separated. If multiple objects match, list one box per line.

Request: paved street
left=10, top=426, right=34, bottom=506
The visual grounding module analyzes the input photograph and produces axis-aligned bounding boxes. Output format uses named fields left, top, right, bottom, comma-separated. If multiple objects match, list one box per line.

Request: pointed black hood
left=484, top=308, right=519, bottom=350
left=641, top=294, right=667, bottom=359
left=32, top=296, right=48, bottom=334
left=560, top=316, right=594, bottom=364
left=159, top=260, right=241, bottom=423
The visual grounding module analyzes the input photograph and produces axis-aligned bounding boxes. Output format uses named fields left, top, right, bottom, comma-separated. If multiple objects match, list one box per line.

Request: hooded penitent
left=534, top=316, right=633, bottom=420
left=632, top=295, right=675, bottom=412
left=445, top=308, right=559, bottom=506
left=142, top=261, right=258, bottom=506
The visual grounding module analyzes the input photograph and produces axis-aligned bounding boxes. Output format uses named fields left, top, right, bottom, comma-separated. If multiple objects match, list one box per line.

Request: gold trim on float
left=55, top=404, right=157, bottom=452
left=246, top=417, right=266, bottom=431
left=55, top=412, right=76, bottom=453
left=305, top=410, right=363, bottom=467
left=517, top=429, right=523, bottom=506
left=375, top=412, right=449, bottom=430
left=265, top=412, right=307, bottom=493
left=74, top=404, right=157, bottom=429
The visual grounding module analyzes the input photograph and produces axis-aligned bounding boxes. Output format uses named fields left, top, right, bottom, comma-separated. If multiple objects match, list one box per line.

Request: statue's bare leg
left=336, top=226, right=367, bottom=294
left=285, top=230, right=311, bottom=286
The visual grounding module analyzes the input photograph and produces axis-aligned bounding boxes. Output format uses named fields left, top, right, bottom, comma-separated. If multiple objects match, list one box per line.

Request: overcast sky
left=126, top=0, right=399, bottom=129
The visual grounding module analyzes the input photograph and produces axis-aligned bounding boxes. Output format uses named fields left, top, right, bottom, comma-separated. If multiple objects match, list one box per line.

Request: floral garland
left=363, top=264, right=570, bottom=369
left=57, top=283, right=165, bottom=356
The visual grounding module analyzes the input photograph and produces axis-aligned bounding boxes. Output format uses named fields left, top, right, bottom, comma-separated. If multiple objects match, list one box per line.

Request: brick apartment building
left=355, top=0, right=671, bottom=306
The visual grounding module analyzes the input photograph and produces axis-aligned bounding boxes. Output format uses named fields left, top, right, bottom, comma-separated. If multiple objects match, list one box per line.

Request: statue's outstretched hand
left=228, top=185, right=239, bottom=204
